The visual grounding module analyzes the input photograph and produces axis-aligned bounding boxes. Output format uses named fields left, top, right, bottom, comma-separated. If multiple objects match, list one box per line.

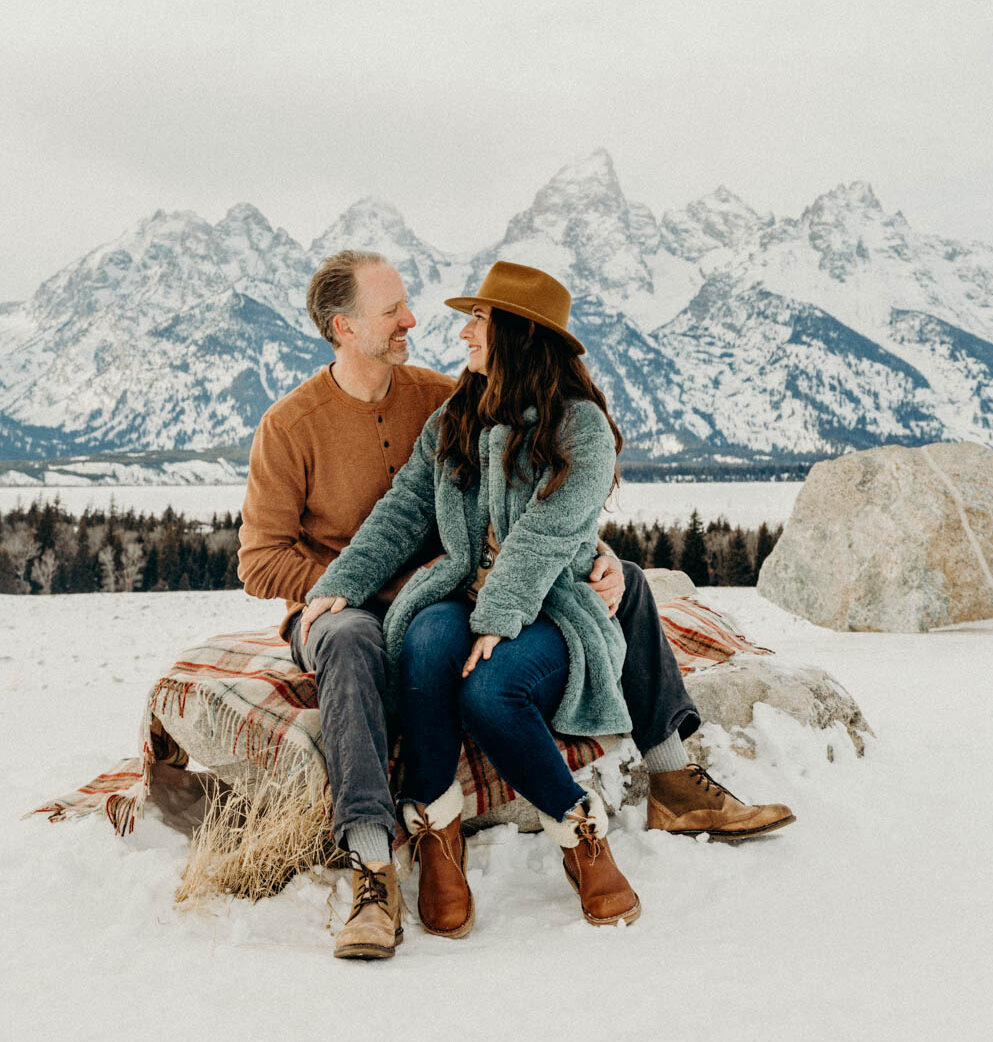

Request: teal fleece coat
left=307, top=399, right=631, bottom=738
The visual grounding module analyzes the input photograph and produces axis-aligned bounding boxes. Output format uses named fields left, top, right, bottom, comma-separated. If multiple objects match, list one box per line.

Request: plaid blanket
left=29, top=596, right=770, bottom=835
left=659, top=597, right=771, bottom=673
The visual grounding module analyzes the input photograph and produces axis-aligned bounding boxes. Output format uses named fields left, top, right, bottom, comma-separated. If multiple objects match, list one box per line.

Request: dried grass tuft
left=176, top=778, right=345, bottom=906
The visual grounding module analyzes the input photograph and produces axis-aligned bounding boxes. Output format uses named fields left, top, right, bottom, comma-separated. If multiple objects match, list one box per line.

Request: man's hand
left=588, top=553, right=624, bottom=617
left=300, top=596, right=348, bottom=644
left=462, top=634, right=503, bottom=677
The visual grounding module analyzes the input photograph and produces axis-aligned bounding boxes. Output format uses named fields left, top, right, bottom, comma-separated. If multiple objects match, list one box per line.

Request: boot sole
left=669, top=813, right=797, bottom=839
left=419, top=896, right=475, bottom=938
left=333, top=926, right=404, bottom=960
left=563, top=864, right=641, bottom=927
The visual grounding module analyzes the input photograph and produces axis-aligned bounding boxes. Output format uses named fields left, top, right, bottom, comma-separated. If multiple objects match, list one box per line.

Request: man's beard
left=358, top=333, right=409, bottom=364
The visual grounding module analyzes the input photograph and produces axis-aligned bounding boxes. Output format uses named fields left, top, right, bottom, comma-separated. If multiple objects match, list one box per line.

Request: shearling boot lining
left=401, top=779, right=464, bottom=833
left=537, top=789, right=609, bottom=848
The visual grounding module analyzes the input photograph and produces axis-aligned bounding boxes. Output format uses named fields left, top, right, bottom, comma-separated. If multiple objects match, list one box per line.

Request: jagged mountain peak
left=216, top=202, right=274, bottom=232
left=531, top=148, right=626, bottom=212
left=135, top=207, right=211, bottom=237
left=659, top=187, right=772, bottom=263
left=548, top=147, right=619, bottom=187
left=492, top=148, right=656, bottom=297
left=805, top=181, right=883, bottom=220
left=310, top=197, right=436, bottom=260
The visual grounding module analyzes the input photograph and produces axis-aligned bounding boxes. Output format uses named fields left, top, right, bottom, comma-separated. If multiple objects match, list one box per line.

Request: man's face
left=347, top=263, right=416, bottom=364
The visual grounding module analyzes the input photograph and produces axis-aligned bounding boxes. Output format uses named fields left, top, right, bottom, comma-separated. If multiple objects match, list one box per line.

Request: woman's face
left=460, top=304, right=491, bottom=375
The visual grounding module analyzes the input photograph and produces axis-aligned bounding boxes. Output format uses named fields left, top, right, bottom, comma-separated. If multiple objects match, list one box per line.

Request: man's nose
left=401, top=305, right=416, bottom=328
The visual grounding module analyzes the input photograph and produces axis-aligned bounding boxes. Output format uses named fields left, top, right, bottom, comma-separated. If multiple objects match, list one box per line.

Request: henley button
left=389, top=466, right=395, bottom=473
left=383, top=440, right=389, bottom=447
left=377, top=416, right=383, bottom=423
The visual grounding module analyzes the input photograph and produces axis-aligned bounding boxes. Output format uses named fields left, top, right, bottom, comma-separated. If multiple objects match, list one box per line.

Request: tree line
left=0, top=500, right=242, bottom=595
left=600, top=510, right=781, bottom=587
left=0, top=500, right=781, bottom=595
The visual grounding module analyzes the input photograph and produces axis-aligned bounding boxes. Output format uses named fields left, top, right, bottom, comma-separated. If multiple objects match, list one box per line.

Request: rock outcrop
left=758, top=441, right=993, bottom=632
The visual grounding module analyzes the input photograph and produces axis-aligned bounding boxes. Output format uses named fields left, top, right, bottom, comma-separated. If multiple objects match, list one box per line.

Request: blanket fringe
left=150, top=678, right=320, bottom=784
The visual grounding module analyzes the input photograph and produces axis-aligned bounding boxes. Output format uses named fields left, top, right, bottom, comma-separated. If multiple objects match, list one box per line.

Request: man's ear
left=332, top=312, right=353, bottom=341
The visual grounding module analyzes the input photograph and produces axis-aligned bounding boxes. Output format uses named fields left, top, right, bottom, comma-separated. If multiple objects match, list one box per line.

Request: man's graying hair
left=307, top=250, right=387, bottom=346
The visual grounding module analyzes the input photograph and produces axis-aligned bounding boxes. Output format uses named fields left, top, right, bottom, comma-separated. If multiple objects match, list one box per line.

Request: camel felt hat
left=445, top=261, right=586, bottom=355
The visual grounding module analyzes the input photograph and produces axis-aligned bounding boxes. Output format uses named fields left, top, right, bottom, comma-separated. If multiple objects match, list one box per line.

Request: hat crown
left=476, top=261, right=572, bottom=328
left=444, top=259, right=586, bottom=354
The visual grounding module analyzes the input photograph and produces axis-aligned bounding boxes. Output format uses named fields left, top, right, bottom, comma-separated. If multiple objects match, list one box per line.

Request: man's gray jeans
left=288, top=604, right=396, bottom=849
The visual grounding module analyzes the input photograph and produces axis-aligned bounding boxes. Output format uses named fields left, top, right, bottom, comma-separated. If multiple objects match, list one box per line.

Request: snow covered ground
left=0, top=479, right=803, bottom=528
left=3, top=587, right=992, bottom=1042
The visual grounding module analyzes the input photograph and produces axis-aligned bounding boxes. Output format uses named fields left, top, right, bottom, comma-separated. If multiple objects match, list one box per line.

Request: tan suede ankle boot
left=402, top=781, right=474, bottom=938
left=648, top=763, right=795, bottom=838
left=333, top=856, right=403, bottom=960
left=539, top=791, right=640, bottom=926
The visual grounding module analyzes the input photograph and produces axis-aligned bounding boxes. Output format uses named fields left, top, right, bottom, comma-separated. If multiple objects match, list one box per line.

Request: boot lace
left=407, top=808, right=456, bottom=866
left=572, top=816, right=602, bottom=863
left=347, top=852, right=389, bottom=918
left=688, top=764, right=739, bottom=801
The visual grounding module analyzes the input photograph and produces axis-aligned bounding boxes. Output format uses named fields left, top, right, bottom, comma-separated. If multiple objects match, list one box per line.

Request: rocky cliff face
left=1, top=150, right=991, bottom=462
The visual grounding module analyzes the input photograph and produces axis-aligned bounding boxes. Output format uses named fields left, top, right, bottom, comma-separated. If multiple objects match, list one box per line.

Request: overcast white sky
left=2, top=0, right=991, bottom=302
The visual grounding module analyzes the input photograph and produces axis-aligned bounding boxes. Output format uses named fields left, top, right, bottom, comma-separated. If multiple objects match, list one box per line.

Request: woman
left=301, top=261, right=640, bottom=934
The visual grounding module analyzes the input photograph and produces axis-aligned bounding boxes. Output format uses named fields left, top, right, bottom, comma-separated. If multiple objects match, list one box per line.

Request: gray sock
left=642, top=730, right=690, bottom=774
left=345, top=823, right=391, bottom=866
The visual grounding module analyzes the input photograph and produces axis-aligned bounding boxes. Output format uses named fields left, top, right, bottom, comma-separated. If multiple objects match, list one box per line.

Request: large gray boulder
left=758, top=441, right=993, bottom=632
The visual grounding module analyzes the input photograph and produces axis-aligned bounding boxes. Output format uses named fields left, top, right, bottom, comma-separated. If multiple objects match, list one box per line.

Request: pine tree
left=727, top=527, right=754, bottom=586
left=35, top=503, right=59, bottom=553
left=615, top=522, right=646, bottom=566
left=753, top=522, right=777, bottom=582
left=678, top=509, right=709, bottom=586
left=141, top=544, right=160, bottom=591
left=66, top=519, right=98, bottom=592
left=0, top=549, right=18, bottom=594
left=223, top=551, right=241, bottom=589
left=159, top=526, right=184, bottom=588
left=649, top=523, right=674, bottom=569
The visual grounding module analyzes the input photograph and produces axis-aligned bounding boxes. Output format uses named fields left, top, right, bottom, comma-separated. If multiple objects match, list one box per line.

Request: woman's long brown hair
left=435, top=308, right=623, bottom=500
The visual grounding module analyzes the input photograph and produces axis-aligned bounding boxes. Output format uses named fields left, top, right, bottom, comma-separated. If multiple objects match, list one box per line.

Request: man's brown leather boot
left=539, top=791, right=641, bottom=926
left=648, top=763, right=796, bottom=838
left=333, top=856, right=403, bottom=960
left=401, top=780, right=474, bottom=938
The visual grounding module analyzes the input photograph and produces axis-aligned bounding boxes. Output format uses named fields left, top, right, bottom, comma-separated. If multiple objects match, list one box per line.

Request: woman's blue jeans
left=397, top=600, right=586, bottom=822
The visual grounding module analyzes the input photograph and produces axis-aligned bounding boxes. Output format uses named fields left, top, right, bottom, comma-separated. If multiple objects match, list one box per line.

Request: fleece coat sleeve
left=470, top=401, right=617, bottom=639
left=305, top=409, right=441, bottom=606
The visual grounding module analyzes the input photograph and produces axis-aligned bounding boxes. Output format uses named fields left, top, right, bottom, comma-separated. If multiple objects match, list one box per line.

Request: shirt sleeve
left=237, top=412, right=328, bottom=602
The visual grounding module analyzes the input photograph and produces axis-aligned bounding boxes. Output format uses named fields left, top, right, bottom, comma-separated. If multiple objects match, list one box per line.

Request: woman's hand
left=300, top=596, right=348, bottom=644
left=462, top=634, right=503, bottom=677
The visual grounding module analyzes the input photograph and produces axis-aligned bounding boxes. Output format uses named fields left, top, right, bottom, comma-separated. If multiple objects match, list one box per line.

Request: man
left=238, top=250, right=793, bottom=959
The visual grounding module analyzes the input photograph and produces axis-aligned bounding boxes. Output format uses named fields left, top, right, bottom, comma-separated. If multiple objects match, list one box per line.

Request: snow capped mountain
left=659, top=185, right=774, bottom=263
left=1, top=151, right=991, bottom=466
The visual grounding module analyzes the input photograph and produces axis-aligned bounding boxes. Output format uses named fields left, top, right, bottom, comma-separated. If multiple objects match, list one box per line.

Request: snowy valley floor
left=2, top=588, right=992, bottom=1042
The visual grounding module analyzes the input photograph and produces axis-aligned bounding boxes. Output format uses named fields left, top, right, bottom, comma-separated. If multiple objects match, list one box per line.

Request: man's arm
left=237, top=413, right=327, bottom=603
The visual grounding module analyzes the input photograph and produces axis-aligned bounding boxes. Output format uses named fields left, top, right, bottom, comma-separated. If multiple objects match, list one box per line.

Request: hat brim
left=444, top=295, right=586, bottom=356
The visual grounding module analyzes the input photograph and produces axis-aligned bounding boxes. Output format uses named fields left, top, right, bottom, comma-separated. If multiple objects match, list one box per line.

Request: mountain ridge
left=1, top=151, right=991, bottom=466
